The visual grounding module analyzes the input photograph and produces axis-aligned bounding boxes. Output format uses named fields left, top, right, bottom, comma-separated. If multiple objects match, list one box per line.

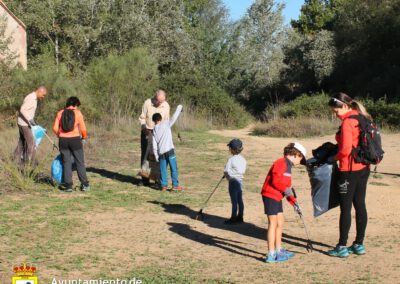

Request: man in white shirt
left=138, top=89, right=170, bottom=185
left=14, top=86, right=48, bottom=168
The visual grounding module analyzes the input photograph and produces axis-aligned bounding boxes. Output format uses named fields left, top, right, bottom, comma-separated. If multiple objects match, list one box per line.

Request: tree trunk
left=55, top=33, right=59, bottom=67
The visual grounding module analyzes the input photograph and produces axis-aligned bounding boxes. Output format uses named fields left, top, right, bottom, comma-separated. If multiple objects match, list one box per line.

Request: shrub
left=162, top=70, right=250, bottom=128
left=274, top=92, right=331, bottom=119
left=363, top=98, right=400, bottom=130
left=85, top=48, right=159, bottom=123
left=1, top=53, right=80, bottom=129
left=252, top=117, right=339, bottom=138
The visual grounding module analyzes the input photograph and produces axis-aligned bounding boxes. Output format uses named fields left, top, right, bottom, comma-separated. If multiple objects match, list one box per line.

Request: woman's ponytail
left=351, top=100, right=372, bottom=121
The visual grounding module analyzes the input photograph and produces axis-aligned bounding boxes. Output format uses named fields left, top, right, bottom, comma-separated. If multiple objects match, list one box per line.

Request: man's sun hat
left=293, top=142, right=307, bottom=165
left=227, top=138, right=243, bottom=150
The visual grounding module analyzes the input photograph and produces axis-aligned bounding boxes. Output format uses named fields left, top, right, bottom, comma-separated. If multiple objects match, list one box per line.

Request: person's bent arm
left=152, top=135, right=159, bottom=161
left=77, top=110, right=87, bottom=139
left=20, top=96, right=35, bottom=125
left=224, top=158, right=232, bottom=179
left=53, top=111, right=61, bottom=136
left=139, top=101, right=148, bottom=128
left=336, top=119, right=354, bottom=161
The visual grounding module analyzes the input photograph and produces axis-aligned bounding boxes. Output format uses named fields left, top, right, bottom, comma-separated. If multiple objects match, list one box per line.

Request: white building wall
left=0, top=2, right=27, bottom=69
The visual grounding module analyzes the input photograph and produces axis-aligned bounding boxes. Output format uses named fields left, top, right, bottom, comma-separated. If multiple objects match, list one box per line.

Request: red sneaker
left=172, top=186, right=183, bottom=192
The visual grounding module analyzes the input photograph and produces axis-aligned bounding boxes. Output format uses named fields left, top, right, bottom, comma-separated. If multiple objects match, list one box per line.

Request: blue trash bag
left=51, top=154, right=76, bottom=184
left=51, top=154, right=63, bottom=184
left=31, top=125, right=46, bottom=146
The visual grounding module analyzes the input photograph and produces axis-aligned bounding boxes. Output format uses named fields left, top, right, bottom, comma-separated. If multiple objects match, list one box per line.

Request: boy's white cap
left=293, top=142, right=307, bottom=164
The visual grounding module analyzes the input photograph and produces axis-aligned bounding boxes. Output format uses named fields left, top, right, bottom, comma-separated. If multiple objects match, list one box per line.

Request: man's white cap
left=294, top=142, right=307, bottom=164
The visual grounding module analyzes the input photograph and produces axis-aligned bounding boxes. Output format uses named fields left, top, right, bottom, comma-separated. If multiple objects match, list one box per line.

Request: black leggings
left=337, top=167, right=370, bottom=246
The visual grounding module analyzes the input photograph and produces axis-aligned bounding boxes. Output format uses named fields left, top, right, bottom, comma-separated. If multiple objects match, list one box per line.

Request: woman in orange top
left=53, top=96, right=89, bottom=192
left=327, top=92, right=371, bottom=257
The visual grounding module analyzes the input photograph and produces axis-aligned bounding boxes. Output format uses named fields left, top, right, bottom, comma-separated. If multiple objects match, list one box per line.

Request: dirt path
left=76, top=127, right=400, bottom=283
left=204, top=127, right=400, bottom=283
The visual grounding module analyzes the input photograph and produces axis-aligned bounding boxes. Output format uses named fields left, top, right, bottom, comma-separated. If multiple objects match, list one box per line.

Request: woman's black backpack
left=349, top=114, right=384, bottom=165
left=61, top=108, right=75, bottom=132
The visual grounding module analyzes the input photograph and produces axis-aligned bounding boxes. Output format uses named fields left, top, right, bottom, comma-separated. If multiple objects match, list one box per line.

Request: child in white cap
left=261, top=142, right=306, bottom=263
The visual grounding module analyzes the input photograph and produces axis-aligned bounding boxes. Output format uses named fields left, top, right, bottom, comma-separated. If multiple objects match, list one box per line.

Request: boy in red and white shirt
left=261, top=142, right=306, bottom=263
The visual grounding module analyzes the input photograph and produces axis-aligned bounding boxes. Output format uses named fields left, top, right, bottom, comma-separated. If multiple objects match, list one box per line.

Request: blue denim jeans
left=229, top=179, right=244, bottom=218
left=159, top=150, right=179, bottom=187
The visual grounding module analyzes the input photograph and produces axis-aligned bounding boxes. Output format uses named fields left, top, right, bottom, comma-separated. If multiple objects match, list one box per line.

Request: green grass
left=0, top=127, right=234, bottom=282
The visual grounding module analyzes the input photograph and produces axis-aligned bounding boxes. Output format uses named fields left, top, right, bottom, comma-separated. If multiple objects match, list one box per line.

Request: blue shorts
left=262, top=196, right=283, bottom=215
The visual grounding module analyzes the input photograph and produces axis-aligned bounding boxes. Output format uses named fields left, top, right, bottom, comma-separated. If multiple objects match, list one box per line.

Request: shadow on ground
left=150, top=201, right=332, bottom=256
left=168, top=222, right=264, bottom=261
left=87, top=167, right=142, bottom=185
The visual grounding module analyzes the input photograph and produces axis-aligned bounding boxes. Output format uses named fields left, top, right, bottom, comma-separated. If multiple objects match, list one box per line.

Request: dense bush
left=1, top=47, right=249, bottom=129
left=0, top=54, right=80, bottom=128
left=269, top=92, right=331, bottom=119
left=162, top=70, right=250, bottom=128
left=85, top=48, right=159, bottom=123
left=364, top=98, right=400, bottom=130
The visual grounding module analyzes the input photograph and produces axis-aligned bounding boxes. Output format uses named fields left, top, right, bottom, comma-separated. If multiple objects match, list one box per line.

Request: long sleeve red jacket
left=335, top=110, right=368, bottom=172
left=261, top=157, right=296, bottom=205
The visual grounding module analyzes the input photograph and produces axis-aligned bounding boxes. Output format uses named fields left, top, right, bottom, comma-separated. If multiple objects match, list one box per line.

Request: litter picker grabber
left=195, top=175, right=225, bottom=221
left=295, top=203, right=314, bottom=252
left=44, top=132, right=59, bottom=151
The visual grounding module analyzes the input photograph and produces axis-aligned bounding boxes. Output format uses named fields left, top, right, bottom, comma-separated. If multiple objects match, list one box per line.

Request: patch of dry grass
left=252, top=117, right=339, bottom=138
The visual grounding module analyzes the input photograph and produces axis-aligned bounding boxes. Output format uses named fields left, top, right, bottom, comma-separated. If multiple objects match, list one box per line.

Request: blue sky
left=222, top=0, right=304, bottom=24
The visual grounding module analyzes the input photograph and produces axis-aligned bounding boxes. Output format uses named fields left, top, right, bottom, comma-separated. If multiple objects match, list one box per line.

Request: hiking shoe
left=328, top=245, right=349, bottom=258
left=236, top=215, right=244, bottom=223
left=265, top=252, right=277, bottom=263
left=139, top=179, right=150, bottom=186
left=60, top=187, right=72, bottom=193
left=224, top=218, right=237, bottom=225
left=275, top=251, right=289, bottom=262
left=172, top=186, right=183, bottom=192
left=348, top=243, right=366, bottom=255
left=278, top=248, right=295, bottom=258
left=80, top=184, right=90, bottom=192
left=161, top=186, right=169, bottom=191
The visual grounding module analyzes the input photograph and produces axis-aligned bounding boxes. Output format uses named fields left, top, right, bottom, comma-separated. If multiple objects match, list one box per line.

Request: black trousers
left=140, top=129, right=150, bottom=184
left=59, top=137, right=89, bottom=188
left=337, top=167, right=370, bottom=246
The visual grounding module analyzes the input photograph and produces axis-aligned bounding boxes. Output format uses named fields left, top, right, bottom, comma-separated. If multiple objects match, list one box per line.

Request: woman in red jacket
left=328, top=92, right=371, bottom=257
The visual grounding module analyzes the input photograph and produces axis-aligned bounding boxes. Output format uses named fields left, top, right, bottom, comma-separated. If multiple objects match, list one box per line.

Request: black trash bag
left=311, top=142, right=338, bottom=166
left=307, top=142, right=339, bottom=217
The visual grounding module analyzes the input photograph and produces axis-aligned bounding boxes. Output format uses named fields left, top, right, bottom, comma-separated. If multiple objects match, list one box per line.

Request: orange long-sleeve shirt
left=53, top=106, right=87, bottom=139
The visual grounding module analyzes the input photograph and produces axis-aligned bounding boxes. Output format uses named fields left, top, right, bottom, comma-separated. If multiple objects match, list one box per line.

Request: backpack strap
left=345, top=114, right=362, bottom=173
